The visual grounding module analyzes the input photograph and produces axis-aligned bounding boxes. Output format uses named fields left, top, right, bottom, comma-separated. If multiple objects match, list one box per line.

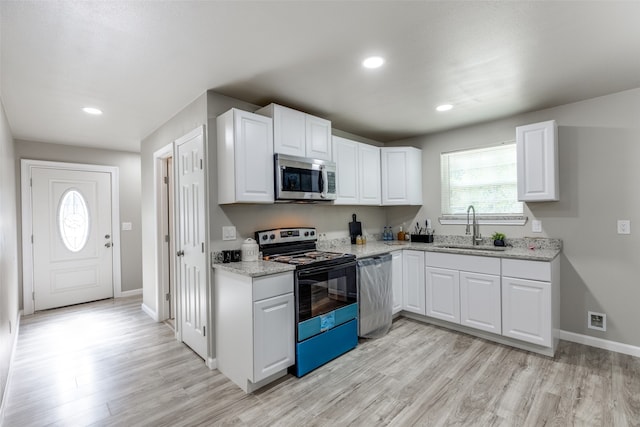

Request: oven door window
left=297, top=262, right=356, bottom=322
left=282, top=167, right=321, bottom=193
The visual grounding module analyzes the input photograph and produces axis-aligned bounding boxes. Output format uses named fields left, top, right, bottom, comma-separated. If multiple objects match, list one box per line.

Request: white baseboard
left=1, top=310, right=22, bottom=426
left=141, top=303, right=158, bottom=322
left=560, top=330, right=640, bottom=358
left=118, top=288, right=142, bottom=298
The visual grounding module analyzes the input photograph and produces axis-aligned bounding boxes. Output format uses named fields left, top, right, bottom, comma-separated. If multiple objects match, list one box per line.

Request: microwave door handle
left=319, top=165, right=327, bottom=198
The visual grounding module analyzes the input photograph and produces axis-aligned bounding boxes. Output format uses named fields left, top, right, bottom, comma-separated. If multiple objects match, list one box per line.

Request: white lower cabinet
left=425, top=267, right=460, bottom=323
left=215, top=270, right=294, bottom=393
left=460, top=271, right=501, bottom=334
left=501, top=258, right=556, bottom=348
left=402, top=250, right=425, bottom=315
left=425, top=252, right=501, bottom=334
left=391, top=251, right=403, bottom=314
left=253, top=293, right=295, bottom=382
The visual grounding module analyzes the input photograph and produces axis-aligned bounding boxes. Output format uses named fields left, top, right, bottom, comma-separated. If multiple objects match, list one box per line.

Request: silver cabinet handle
left=177, top=250, right=184, bottom=257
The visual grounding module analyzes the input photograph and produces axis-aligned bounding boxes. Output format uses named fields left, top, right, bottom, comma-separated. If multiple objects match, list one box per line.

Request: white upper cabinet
left=257, top=103, right=332, bottom=161
left=305, top=114, right=332, bottom=160
left=380, top=147, right=423, bottom=205
left=516, top=120, right=559, bottom=201
left=217, top=108, right=274, bottom=204
left=332, top=136, right=380, bottom=205
left=358, top=143, right=382, bottom=205
left=333, top=136, right=359, bottom=204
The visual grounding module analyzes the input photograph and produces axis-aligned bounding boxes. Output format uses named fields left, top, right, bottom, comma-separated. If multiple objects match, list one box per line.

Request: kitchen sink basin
left=435, top=244, right=506, bottom=252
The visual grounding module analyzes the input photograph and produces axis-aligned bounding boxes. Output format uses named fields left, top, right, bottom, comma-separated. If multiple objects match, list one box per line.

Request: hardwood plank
left=4, top=297, right=640, bottom=426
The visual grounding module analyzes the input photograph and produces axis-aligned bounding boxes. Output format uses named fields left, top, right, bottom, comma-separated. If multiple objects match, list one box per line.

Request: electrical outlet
left=617, top=220, right=631, bottom=234
left=588, top=311, right=606, bottom=331
left=222, top=226, right=236, bottom=241
left=532, top=220, right=542, bottom=233
left=121, top=222, right=132, bottom=231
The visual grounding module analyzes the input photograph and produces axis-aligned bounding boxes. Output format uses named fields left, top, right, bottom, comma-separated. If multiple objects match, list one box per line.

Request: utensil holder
left=411, top=234, right=433, bottom=243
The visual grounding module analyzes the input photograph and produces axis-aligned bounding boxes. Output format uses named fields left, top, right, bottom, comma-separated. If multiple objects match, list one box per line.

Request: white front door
left=175, top=127, right=208, bottom=360
left=31, top=167, right=114, bottom=310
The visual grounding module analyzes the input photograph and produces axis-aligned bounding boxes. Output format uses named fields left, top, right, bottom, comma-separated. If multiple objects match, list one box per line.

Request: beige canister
left=241, top=238, right=259, bottom=262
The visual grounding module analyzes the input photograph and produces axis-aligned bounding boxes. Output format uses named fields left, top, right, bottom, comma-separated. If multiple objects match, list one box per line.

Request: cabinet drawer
left=426, top=252, right=500, bottom=275
left=253, top=272, right=294, bottom=301
left=502, top=259, right=550, bottom=282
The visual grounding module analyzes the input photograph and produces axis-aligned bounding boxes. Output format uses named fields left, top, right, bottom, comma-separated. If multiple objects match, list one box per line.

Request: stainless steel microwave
left=274, top=153, right=337, bottom=202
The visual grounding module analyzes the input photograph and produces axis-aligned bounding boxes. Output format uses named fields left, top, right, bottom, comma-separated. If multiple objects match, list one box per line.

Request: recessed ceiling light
left=82, top=107, right=103, bottom=115
left=436, top=104, right=453, bottom=112
left=362, top=56, right=385, bottom=69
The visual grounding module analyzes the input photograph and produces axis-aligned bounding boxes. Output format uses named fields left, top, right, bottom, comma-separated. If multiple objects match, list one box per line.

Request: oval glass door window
left=58, top=189, right=90, bottom=252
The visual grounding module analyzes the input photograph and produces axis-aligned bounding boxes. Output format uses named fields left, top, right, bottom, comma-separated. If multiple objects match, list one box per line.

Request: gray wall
left=389, top=88, right=640, bottom=347
left=0, top=99, right=19, bottom=411
left=14, top=140, right=142, bottom=294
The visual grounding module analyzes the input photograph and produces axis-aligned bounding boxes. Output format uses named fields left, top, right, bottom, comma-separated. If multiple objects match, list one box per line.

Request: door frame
left=20, top=159, right=122, bottom=315
left=152, top=142, right=176, bottom=328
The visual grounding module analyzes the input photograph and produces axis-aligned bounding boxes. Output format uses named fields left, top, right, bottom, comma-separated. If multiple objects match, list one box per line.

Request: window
left=441, top=143, right=523, bottom=220
left=58, top=189, right=90, bottom=252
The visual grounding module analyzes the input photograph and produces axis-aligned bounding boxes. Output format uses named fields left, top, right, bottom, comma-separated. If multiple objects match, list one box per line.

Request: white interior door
left=31, top=167, right=113, bottom=310
left=176, top=127, right=208, bottom=360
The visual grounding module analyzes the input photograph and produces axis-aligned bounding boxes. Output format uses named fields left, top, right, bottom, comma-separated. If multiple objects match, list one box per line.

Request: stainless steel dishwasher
left=357, top=253, right=392, bottom=338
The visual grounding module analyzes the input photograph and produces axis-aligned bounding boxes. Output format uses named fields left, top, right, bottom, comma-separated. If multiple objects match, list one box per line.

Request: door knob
left=105, top=242, right=112, bottom=248
left=177, top=250, right=184, bottom=257
left=105, top=234, right=111, bottom=239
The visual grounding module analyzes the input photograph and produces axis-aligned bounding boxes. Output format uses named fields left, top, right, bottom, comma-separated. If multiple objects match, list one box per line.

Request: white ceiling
left=2, top=1, right=640, bottom=152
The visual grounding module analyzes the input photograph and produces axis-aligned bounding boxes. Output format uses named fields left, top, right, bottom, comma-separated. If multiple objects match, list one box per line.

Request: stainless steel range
left=256, top=227, right=358, bottom=377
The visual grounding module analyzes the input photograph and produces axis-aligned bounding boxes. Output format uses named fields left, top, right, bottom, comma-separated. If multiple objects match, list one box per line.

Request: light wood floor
left=4, top=296, right=640, bottom=426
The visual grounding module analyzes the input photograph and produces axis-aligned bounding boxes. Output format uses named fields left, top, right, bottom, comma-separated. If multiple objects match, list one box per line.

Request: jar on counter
left=397, top=227, right=405, bottom=241
left=241, top=238, right=259, bottom=261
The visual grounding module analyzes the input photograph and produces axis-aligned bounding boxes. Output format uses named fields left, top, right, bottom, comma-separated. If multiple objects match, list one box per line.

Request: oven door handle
left=297, top=261, right=356, bottom=277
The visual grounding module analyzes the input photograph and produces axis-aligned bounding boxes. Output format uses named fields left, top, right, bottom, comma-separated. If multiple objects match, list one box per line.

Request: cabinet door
left=380, top=147, right=422, bottom=205
left=253, top=293, right=295, bottom=382
left=332, top=136, right=359, bottom=204
left=234, top=110, right=274, bottom=203
left=426, top=267, right=460, bottom=323
left=502, top=277, right=551, bottom=347
left=402, top=250, right=425, bottom=315
left=358, top=144, right=381, bottom=205
left=391, top=251, right=403, bottom=314
left=460, top=272, right=501, bottom=334
left=305, top=115, right=332, bottom=160
left=516, top=120, right=558, bottom=201
left=273, top=105, right=306, bottom=157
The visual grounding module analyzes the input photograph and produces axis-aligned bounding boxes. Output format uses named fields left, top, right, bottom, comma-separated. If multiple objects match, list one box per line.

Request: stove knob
left=269, top=234, right=276, bottom=240
left=310, top=231, right=315, bottom=236
left=261, top=235, right=268, bottom=241
left=304, top=231, right=309, bottom=236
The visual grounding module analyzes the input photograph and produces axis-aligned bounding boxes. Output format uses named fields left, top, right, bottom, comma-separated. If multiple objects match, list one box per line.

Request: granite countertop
left=212, top=235, right=562, bottom=277
left=330, top=240, right=561, bottom=262
left=212, top=260, right=296, bottom=278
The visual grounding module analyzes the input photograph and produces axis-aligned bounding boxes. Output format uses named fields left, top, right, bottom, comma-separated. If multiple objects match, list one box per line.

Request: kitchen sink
left=435, top=244, right=506, bottom=252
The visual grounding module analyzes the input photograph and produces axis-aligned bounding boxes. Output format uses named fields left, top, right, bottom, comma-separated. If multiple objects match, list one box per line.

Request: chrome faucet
left=466, top=205, right=482, bottom=245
